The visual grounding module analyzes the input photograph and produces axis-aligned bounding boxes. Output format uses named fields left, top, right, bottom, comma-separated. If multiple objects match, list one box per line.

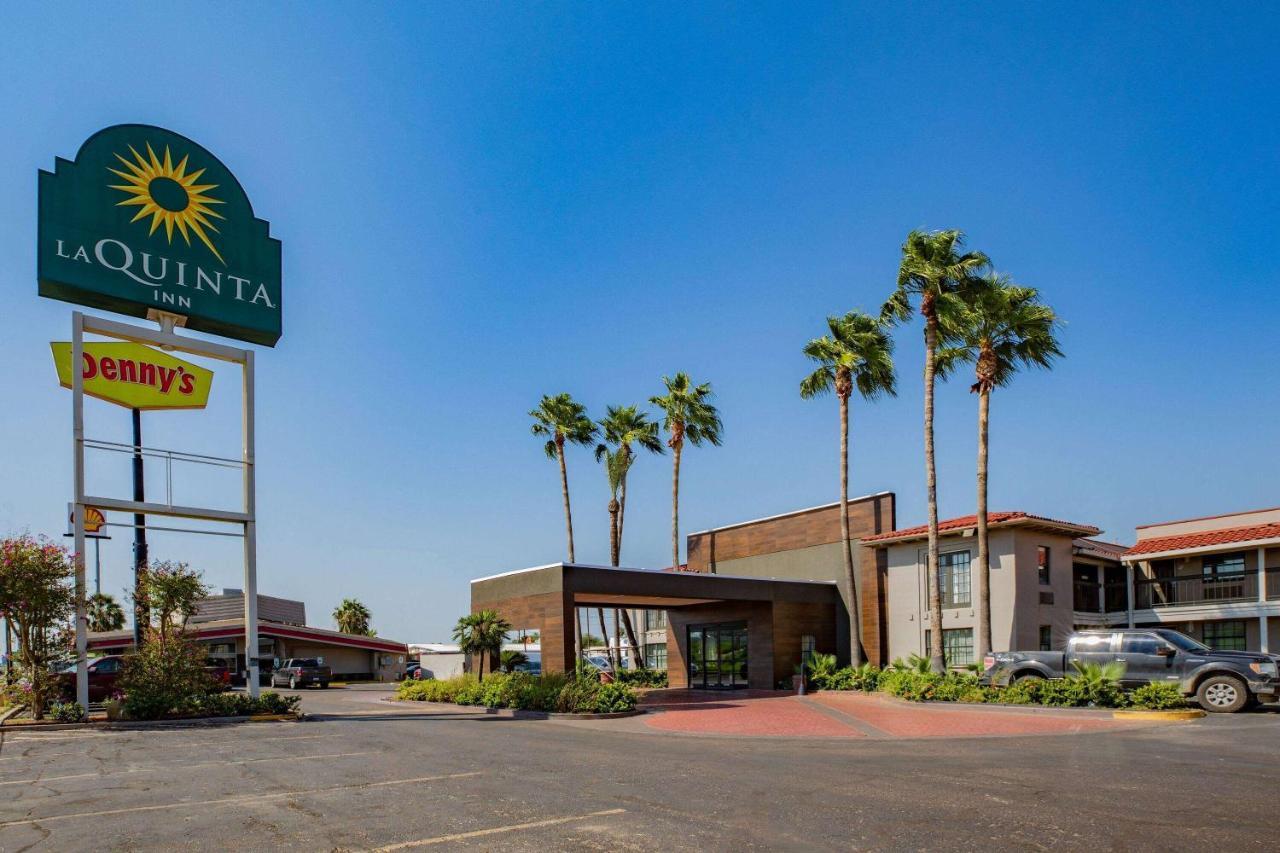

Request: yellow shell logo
left=107, top=142, right=226, bottom=264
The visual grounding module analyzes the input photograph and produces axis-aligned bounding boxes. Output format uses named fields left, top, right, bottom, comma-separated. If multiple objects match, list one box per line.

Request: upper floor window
left=1203, top=553, right=1246, bottom=579
left=644, top=610, right=667, bottom=631
left=933, top=551, right=972, bottom=608
left=1037, top=546, right=1051, bottom=585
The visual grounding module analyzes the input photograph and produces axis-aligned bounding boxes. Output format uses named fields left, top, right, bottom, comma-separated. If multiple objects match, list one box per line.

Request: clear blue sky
left=2, top=5, right=1276, bottom=643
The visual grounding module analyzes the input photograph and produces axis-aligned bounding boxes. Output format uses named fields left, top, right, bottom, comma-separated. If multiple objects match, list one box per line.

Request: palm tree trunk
left=976, top=386, right=992, bottom=659
left=839, top=393, right=864, bottom=667
left=610, top=492, right=642, bottom=665
left=609, top=498, right=620, bottom=566
left=924, top=316, right=945, bottom=675
left=671, top=442, right=682, bottom=572
left=596, top=607, right=617, bottom=671
left=618, top=447, right=630, bottom=549
left=558, top=444, right=575, bottom=563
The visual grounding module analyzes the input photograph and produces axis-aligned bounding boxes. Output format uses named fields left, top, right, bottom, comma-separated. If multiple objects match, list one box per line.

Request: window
left=1039, top=625, right=1052, bottom=651
left=1037, top=546, right=1051, bottom=585
left=1202, top=620, right=1247, bottom=651
left=931, top=550, right=972, bottom=608
left=924, top=628, right=975, bottom=667
left=1202, top=553, right=1246, bottom=579
left=1119, top=634, right=1162, bottom=655
left=643, top=643, right=668, bottom=670
left=644, top=610, right=667, bottom=632
left=800, top=635, right=816, bottom=655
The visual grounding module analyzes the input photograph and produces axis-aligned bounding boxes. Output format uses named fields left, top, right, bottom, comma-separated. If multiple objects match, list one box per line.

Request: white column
left=1259, top=546, right=1269, bottom=653
left=242, top=350, right=259, bottom=697
left=1125, top=563, right=1135, bottom=628
left=71, top=312, right=89, bottom=711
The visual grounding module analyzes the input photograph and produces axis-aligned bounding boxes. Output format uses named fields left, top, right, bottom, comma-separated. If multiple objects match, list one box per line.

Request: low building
left=89, top=590, right=408, bottom=682
left=865, top=512, right=1119, bottom=664
left=1120, top=507, right=1280, bottom=652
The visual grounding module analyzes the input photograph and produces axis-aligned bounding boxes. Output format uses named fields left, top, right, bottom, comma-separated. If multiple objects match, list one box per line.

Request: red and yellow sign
left=69, top=506, right=107, bottom=534
left=51, top=341, right=213, bottom=410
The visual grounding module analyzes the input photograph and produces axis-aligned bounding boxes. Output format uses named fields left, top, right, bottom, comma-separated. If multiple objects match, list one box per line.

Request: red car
left=57, top=655, right=125, bottom=702
left=204, top=658, right=232, bottom=691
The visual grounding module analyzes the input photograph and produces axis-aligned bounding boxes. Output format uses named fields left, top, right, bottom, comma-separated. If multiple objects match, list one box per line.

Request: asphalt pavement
left=1, top=684, right=1277, bottom=851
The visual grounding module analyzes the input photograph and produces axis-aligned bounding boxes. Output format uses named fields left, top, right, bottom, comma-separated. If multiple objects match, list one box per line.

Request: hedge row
left=809, top=661, right=1188, bottom=710
left=397, top=672, right=637, bottom=714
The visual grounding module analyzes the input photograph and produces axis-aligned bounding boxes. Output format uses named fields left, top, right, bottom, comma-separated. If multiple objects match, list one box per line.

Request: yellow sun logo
left=107, top=142, right=226, bottom=264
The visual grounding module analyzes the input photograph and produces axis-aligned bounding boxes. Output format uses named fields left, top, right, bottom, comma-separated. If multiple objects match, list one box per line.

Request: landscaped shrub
left=616, top=669, right=668, bottom=688
left=48, top=700, right=87, bottom=723
left=396, top=675, right=474, bottom=704
left=1129, top=681, right=1188, bottom=710
left=878, top=669, right=943, bottom=701
left=804, top=652, right=840, bottom=688
left=396, top=671, right=636, bottom=714
left=590, top=681, right=638, bottom=713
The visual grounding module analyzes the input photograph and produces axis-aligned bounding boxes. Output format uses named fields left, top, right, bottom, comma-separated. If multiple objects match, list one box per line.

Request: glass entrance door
left=687, top=622, right=748, bottom=689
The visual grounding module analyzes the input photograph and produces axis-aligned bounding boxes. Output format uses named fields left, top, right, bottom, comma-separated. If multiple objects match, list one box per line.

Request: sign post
left=42, top=124, right=281, bottom=703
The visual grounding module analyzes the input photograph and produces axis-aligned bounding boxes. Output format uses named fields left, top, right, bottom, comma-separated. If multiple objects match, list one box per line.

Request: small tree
left=0, top=535, right=75, bottom=719
left=452, top=610, right=511, bottom=682
left=119, top=561, right=212, bottom=720
left=333, top=598, right=374, bottom=636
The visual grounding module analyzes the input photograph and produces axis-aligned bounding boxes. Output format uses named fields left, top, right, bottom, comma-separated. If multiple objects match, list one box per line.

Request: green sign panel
left=38, top=124, right=282, bottom=346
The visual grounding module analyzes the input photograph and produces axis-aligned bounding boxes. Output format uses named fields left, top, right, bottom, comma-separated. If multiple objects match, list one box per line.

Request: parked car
left=982, top=628, right=1280, bottom=713
left=270, top=658, right=332, bottom=689
left=204, top=658, right=232, bottom=691
left=403, top=664, right=424, bottom=680
left=56, top=654, right=125, bottom=703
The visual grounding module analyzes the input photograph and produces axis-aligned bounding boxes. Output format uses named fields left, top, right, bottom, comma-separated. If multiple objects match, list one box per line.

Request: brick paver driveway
left=640, top=689, right=1159, bottom=739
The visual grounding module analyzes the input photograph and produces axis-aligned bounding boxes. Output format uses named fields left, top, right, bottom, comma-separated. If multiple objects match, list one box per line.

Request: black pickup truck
left=983, top=628, right=1280, bottom=713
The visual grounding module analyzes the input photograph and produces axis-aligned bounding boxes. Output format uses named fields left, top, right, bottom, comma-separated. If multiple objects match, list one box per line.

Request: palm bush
left=804, top=652, right=839, bottom=688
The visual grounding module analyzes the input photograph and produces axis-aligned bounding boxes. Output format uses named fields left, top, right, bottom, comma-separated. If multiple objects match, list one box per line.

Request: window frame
left=1201, top=620, right=1248, bottom=651
left=927, top=548, right=973, bottom=609
left=1037, top=546, right=1051, bottom=586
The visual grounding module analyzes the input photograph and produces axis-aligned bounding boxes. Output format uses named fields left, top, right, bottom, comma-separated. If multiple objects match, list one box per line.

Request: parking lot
left=2, top=686, right=1278, bottom=851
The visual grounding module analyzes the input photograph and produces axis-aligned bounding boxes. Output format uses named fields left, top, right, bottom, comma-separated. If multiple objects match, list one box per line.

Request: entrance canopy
left=470, top=563, right=843, bottom=684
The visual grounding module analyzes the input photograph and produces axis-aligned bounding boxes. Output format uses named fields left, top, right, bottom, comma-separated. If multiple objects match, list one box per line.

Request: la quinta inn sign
left=38, top=124, right=282, bottom=346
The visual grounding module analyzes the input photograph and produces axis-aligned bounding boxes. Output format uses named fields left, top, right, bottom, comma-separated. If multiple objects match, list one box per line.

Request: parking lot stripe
left=0, top=732, right=331, bottom=758
left=0, top=771, right=483, bottom=828
left=0, top=750, right=377, bottom=787
left=371, top=809, right=629, bottom=850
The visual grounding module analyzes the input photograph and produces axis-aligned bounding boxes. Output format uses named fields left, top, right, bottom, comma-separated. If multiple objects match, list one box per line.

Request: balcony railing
left=1134, top=574, right=1257, bottom=609
left=1072, top=581, right=1129, bottom=613
left=1270, top=567, right=1280, bottom=601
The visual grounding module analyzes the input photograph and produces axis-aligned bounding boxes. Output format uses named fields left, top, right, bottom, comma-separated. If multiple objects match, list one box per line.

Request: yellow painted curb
left=247, top=714, right=296, bottom=722
left=1112, top=709, right=1205, bottom=721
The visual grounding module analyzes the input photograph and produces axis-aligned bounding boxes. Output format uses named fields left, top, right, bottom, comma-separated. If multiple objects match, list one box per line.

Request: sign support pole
left=131, top=407, right=147, bottom=650
left=71, top=312, right=89, bottom=710
left=242, top=350, right=259, bottom=698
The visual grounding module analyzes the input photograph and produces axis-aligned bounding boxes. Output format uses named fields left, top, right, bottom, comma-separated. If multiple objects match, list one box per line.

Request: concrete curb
left=0, top=713, right=302, bottom=732
left=0, top=705, right=26, bottom=725
left=1112, top=708, right=1205, bottom=721
left=386, top=698, right=644, bottom=720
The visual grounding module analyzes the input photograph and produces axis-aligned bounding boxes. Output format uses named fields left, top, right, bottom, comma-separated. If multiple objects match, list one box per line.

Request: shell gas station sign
left=51, top=341, right=213, bottom=410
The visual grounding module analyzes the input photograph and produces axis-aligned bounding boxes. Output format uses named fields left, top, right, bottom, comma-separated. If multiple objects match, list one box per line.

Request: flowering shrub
left=47, top=700, right=87, bottom=723
left=0, top=535, right=75, bottom=719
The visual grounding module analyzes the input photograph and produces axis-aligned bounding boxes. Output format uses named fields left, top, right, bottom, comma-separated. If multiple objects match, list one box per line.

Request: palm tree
left=499, top=649, right=529, bottom=673
left=453, top=609, right=511, bottom=682
left=941, top=273, right=1061, bottom=658
left=651, top=374, right=723, bottom=574
left=333, top=598, right=373, bottom=636
left=882, top=229, right=990, bottom=674
left=530, top=393, right=598, bottom=563
left=595, top=404, right=664, bottom=667
left=801, top=311, right=897, bottom=667
left=86, top=592, right=126, bottom=633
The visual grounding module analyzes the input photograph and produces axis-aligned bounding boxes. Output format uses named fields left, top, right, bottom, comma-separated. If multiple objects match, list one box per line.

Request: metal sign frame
left=70, top=310, right=260, bottom=706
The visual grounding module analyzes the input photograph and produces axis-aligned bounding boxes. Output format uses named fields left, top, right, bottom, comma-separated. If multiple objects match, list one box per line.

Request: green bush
left=253, top=692, right=301, bottom=715
left=1129, top=681, right=1188, bottom=710
left=396, top=676, right=475, bottom=703
left=616, top=669, right=668, bottom=688
left=48, top=700, right=87, bottom=723
left=396, top=671, right=635, bottom=714
left=591, top=681, right=638, bottom=713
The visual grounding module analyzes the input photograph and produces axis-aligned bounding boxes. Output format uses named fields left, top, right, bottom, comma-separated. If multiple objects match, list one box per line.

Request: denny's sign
left=51, top=341, right=213, bottom=410
left=38, top=125, right=282, bottom=346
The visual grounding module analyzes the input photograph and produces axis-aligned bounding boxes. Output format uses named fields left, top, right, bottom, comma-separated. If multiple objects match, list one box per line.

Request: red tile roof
left=1123, top=522, right=1280, bottom=557
left=862, top=512, right=1100, bottom=544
